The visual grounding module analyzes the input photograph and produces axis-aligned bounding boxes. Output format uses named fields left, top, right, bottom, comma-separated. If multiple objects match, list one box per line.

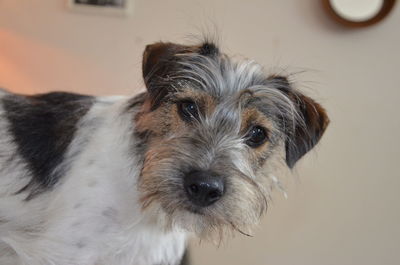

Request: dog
left=0, top=40, right=329, bottom=265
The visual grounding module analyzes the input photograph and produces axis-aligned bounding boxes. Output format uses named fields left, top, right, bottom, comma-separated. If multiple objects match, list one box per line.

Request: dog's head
left=134, top=41, right=329, bottom=239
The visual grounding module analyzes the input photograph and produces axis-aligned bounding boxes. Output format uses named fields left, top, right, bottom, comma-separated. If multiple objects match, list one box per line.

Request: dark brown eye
left=245, top=126, right=268, bottom=148
left=177, top=100, right=199, bottom=122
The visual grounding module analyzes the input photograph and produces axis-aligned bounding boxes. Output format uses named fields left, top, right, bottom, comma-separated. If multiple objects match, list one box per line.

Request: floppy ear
left=268, top=75, right=329, bottom=168
left=142, top=42, right=188, bottom=108
left=142, top=41, right=220, bottom=109
left=142, top=42, right=187, bottom=88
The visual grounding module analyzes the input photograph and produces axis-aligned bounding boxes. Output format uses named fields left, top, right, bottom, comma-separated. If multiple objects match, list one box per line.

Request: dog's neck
left=77, top=95, right=188, bottom=264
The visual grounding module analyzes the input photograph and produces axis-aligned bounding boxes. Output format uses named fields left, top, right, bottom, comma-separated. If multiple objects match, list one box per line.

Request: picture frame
left=67, top=0, right=133, bottom=17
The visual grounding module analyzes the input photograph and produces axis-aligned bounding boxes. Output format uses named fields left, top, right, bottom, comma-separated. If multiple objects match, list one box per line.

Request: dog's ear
left=142, top=42, right=220, bottom=109
left=142, top=42, right=187, bottom=88
left=142, top=42, right=188, bottom=108
left=268, top=75, right=329, bottom=168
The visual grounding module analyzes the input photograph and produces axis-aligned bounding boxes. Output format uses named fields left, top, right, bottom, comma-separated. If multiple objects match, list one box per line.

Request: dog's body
left=0, top=91, right=186, bottom=265
left=0, top=41, right=328, bottom=265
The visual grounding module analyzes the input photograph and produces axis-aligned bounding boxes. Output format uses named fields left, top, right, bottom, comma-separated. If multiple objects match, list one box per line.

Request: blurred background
left=1, top=0, right=399, bottom=264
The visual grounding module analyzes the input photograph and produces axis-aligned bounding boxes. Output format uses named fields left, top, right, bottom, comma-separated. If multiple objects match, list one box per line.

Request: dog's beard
left=138, top=137, right=269, bottom=242
left=140, top=172, right=267, bottom=243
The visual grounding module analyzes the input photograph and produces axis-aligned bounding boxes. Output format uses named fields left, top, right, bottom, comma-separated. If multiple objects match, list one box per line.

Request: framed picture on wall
left=67, top=0, right=133, bottom=16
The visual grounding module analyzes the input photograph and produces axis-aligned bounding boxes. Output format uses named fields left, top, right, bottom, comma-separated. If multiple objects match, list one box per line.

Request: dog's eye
left=245, top=126, right=268, bottom=148
left=177, top=100, right=199, bottom=122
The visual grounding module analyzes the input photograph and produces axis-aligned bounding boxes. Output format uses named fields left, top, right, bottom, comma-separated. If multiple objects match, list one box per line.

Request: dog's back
left=0, top=90, right=96, bottom=258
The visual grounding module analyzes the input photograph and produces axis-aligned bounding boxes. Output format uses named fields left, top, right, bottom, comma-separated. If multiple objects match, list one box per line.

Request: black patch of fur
left=2, top=92, right=93, bottom=199
left=266, top=75, right=329, bottom=168
left=179, top=249, right=190, bottom=265
left=128, top=92, right=150, bottom=155
left=198, top=42, right=219, bottom=56
left=284, top=92, right=329, bottom=168
left=133, top=129, right=151, bottom=157
left=126, top=91, right=147, bottom=111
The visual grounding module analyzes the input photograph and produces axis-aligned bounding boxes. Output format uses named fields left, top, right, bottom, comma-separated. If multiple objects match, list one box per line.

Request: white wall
left=1, top=1, right=399, bottom=264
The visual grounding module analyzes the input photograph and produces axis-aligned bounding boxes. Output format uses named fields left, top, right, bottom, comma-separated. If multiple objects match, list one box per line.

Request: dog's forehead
left=174, top=52, right=267, bottom=98
left=174, top=53, right=272, bottom=108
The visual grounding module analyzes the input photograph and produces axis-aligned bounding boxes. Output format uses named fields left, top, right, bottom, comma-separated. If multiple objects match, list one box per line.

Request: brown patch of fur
left=240, top=107, right=275, bottom=169
left=174, top=88, right=218, bottom=117
left=135, top=88, right=218, bottom=138
left=135, top=100, right=177, bottom=137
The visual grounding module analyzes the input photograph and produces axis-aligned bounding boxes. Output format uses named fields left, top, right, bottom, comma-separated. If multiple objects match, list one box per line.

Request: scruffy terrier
left=0, top=40, right=329, bottom=265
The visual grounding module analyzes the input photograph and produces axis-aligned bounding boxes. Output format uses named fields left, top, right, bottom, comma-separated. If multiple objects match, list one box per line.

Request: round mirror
left=323, top=0, right=396, bottom=27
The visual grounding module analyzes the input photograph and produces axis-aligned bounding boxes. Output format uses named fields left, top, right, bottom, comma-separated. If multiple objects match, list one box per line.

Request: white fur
left=0, top=96, right=187, bottom=265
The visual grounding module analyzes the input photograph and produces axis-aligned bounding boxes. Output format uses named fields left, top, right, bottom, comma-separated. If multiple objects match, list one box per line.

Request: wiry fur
left=0, top=40, right=328, bottom=265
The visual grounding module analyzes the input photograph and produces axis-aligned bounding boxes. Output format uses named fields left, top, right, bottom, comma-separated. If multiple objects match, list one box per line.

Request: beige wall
left=1, top=1, right=399, bottom=264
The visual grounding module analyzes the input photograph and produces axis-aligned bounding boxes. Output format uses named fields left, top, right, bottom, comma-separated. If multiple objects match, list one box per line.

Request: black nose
left=184, top=170, right=224, bottom=207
